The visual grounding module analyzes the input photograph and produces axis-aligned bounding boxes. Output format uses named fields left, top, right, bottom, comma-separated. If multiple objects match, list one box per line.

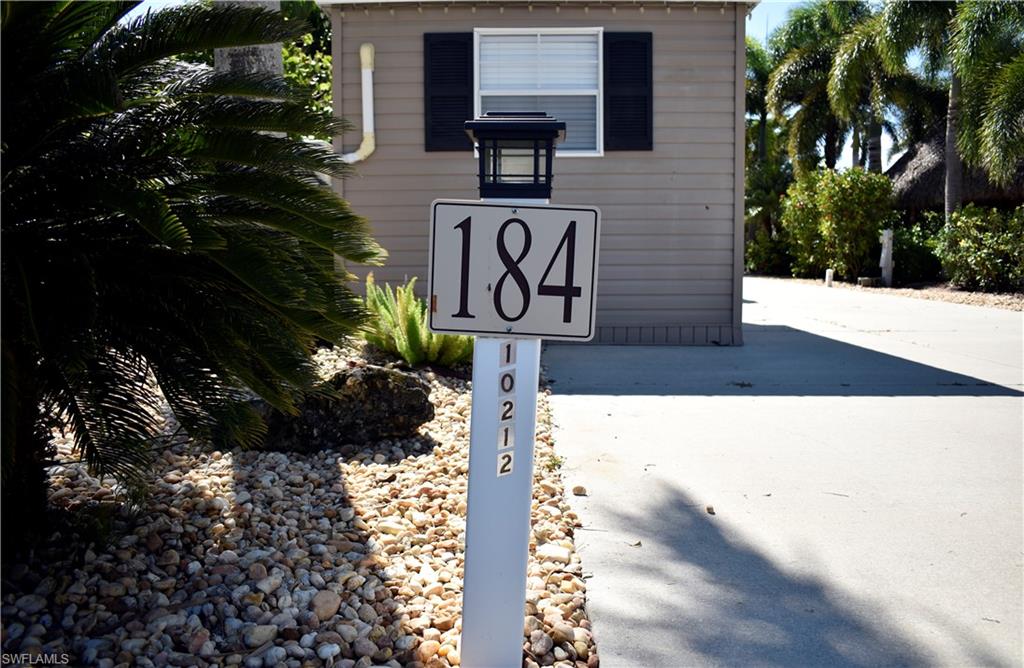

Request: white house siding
left=330, top=3, right=745, bottom=344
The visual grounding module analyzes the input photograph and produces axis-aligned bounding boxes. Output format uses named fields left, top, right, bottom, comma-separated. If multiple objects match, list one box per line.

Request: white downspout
left=342, top=43, right=376, bottom=163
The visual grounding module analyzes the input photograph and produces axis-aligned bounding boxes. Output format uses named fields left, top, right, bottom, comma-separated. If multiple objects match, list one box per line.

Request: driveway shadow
left=544, top=325, right=1023, bottom=397
left=582, top=481, right=1008, bottom=667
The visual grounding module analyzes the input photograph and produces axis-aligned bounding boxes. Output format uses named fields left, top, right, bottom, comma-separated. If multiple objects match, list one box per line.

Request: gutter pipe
left=342, top=43, right=376, bottom=163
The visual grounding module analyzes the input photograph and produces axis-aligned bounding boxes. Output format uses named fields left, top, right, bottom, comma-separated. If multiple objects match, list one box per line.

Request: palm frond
left=978, top=53, right=1024, bottom=185
left=184, top=131, right=352, bottom=179
left=828, top=16, right=883, bottom=121
left=951, top=0, right=1024, bottom=76
left=878, top=0, right=955, bottom=75
left=1, top=1, right=385, bottom=510
left=767, top=48, right=829, bottom=117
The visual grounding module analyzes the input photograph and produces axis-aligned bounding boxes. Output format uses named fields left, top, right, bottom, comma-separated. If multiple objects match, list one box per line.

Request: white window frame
left=474, top=27, right=604, bottom=158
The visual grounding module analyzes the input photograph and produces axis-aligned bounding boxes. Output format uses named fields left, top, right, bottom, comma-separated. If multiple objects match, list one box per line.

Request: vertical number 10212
left=497, top=340, right=516, bottom=474
left=451, top=217, right=582, bottom=324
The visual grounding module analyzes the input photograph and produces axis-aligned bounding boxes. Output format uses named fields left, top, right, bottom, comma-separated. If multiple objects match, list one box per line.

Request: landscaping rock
left=317, top=643, right=341, bottom=660
left=1, top=344, right=597, bottom=668
left=530, top=630, right=554, bottom=655
left=310, top=590, right=342, bottom=621
left=536, top=543, right=572, bottom=564
left=417, top=639, right=441, bottom=661
left=352, top=637, right=378, bottom=658
left=14, top=595, right=46, bottom=615
left=255, top=365, right=434, bottom=452
left=243, top=624, right=278, bottom=648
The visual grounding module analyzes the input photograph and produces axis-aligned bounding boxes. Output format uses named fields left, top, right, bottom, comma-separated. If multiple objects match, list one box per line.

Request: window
left=475, top=28, right=603, bottom=155
left=424, top=30, right=651, bottom=153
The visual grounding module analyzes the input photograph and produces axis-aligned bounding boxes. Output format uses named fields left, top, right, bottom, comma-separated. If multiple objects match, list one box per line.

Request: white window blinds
left=478, top=31, right=601, bottom=153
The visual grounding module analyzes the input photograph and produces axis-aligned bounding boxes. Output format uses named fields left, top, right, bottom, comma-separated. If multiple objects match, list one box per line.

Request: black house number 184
left=452, top=217, right=582, bottom=324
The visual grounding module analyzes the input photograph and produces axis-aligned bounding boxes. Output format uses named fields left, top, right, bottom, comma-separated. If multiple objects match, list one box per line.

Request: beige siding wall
left=332, top=4, right=743, bottom=344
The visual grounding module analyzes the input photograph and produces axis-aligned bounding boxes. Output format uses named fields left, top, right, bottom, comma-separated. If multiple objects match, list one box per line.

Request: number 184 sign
left=428, top=200, right=601, bottom=341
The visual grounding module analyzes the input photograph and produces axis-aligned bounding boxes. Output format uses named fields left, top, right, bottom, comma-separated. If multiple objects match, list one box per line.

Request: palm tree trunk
left=867, top=119, right=883, bottom=173
left=214, top=1, right=282, bottom=76
left=945, top=72, right=963, bottom=222
left=824, top=119, right=839, bottom=170
left=851, top=126, right=862, bottom=168
left=757, top=112, right=768, bottom=162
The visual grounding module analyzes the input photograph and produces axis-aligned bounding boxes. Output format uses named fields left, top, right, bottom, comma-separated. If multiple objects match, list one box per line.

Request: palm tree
left=951, top=1, right=1024, bottom=187
left=828, top=8, right=954, bottom=176
left=767, top=0, right=867, bottom=172
left=877, top=1, right=962, bottom=221
left=746, top=37, right=773, bottom=163
left=745, top=38, right=793, bottom=275
left=826, top=12, right=891, bottom=173
left=1, top=2, right=385, bottom=539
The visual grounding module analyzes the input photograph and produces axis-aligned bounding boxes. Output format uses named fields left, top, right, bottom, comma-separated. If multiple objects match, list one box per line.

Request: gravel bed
left=1, top=347, right=596, bottom=668
left=758, top=276, right=1024, bottom=311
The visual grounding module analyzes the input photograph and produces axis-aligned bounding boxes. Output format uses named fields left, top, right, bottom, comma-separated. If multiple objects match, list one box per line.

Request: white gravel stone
left=255, top=575, right=282, bottom=594
left=316, top=643, right=341, bottom=660
left=263, top=646, right=287, bottom=666
left=311, top=590, right=341, bottom=621
left=536, top=543, right=572, bottom=564
left=15, top=595, right=47, bottom=615
left=243, top=624, right=277, bottom=648
left=336, top=624, right=358, bottom=643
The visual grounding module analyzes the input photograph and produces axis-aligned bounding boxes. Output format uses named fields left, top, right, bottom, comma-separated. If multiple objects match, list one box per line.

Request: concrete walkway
left=544, top=277, right=1023, bottom=667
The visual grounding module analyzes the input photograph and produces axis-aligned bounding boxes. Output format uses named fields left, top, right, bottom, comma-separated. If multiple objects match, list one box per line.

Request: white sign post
left=880, top=228, right=894, bottom=287
left=428, top=199, right=600, bottom=667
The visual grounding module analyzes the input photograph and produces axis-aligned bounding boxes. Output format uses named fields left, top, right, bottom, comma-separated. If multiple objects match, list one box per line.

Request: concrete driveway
left=544, top=277, right=1023, bottom=667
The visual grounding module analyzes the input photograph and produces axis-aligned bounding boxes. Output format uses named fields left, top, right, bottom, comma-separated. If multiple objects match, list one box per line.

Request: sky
left=123, top=0, right=180, bottom=22
left=746, top=0, right=798, bottom=45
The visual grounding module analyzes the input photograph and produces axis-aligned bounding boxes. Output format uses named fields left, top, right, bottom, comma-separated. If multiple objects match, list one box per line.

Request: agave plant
left=363, top=275, right=474, bottom=368
left=0, top=2, right=385, bottom=536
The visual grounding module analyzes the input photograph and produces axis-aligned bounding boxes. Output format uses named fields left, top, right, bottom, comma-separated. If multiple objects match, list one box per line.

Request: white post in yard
left=879, top=228, right=894, bottom=287
left=461, top=334, right=542, bottom=666
left=460, top=196, right=547, bottom=668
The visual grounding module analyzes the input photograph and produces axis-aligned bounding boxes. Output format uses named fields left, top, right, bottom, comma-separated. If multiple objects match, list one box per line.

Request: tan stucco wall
left=331, top=3, right=745, bottom=344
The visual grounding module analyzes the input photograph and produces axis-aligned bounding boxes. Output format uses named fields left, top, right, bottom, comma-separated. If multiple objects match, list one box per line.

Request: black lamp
left=464, top=112, right=566, bottom=200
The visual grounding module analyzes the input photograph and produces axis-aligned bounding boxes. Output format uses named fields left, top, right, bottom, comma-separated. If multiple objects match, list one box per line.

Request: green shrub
left=744, top=146, right=794, bottom=276
left=283, top=34, right=333, bottom=129
left=363, top=275, right=474, bottom=367
left=779, top=170, right=825, bottom=277
left=817, top=168, right=896, bottom=278
left=745, top=226, right=793, bottom=275
left=936, top=205, right=1024, bottom=292
left=780, top=168, right=897, bottom=279
left=893, top=224, right=942, bottom=285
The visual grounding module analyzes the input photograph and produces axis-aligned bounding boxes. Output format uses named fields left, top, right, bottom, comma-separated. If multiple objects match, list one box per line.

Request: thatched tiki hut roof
left=886, top=137, right=1024, bottom=214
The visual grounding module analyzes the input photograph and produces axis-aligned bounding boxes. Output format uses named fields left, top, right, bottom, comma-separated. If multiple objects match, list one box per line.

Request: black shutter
left=424, top=33, right=474, bottom=151
left=603, top=32, right=653, bottom=151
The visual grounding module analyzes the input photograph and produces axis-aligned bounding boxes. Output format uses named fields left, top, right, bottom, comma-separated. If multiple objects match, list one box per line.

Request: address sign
left=428, top=200, right=601, bottom=341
